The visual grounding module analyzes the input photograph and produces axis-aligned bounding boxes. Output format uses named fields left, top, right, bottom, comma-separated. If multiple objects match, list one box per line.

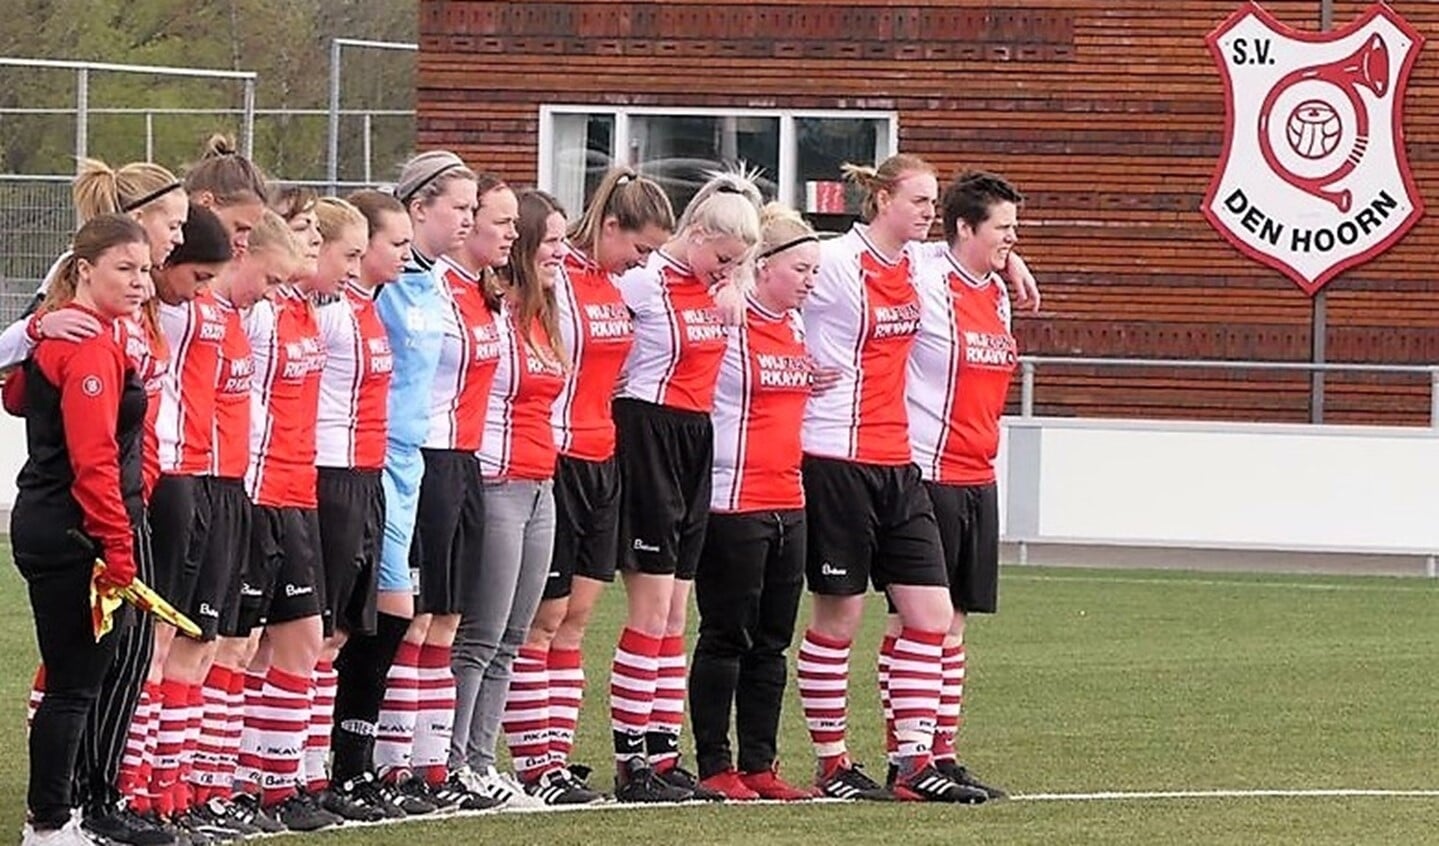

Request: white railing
left=999, top=415, right=1439, bottom=576
left=1018, top=356, right=1439, bottom=428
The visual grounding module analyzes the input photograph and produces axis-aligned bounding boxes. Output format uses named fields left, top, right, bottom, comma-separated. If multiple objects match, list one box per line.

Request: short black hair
left=940, top=170, right=1023, bottom=243
left=165, top=205, right=233, bottom=267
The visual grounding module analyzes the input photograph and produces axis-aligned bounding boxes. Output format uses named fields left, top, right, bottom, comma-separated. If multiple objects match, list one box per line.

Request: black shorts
left=174, top=476, right=249, bottom=641
left=208, top=478, right=254, bottom=639
left=410, top=449, right=484, bottom=616
left=238, top=505, right=326, bottom=631
left=148, top=474, right=205, bottom=606
left=317, top=467, right=384, bottom=637
left=613, top=398, right=713, bottom=580
left=545, top=454, right=621, bottom=600
left=802, top=455, right=949, bottom=596
left=926, top=481, right=1000, bottom=614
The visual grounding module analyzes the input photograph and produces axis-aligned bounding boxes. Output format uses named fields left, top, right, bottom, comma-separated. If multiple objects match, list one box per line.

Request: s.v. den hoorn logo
left=1201, top=2, right=1424, bottom=296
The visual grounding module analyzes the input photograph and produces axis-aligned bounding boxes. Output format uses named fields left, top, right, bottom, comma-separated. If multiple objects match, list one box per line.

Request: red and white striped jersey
left=244, top=286, right=326, bottom=508
left=551, top=248, right=634, bottom=461
left=120, top=316, right=171, bottom=500
left=908, top=244, right=1016, bottom=485
left=210, top=293, right=252, bottom=480
left=316, top=282, right=393, bottom=470
left=425, top=256, right=503, bottom=452
left=801, top=225, right=922, bottom=466
left=155, top=297, right=226, bottom=475
left=711, top=298, right=812, bottom=513
left=615, top=250, right=728, bottom=414
left=480, top=312, right=566, bottom=481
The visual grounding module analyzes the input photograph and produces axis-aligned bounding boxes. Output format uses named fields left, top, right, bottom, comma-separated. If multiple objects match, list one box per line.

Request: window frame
left=537, top=104, right=900, bottom=211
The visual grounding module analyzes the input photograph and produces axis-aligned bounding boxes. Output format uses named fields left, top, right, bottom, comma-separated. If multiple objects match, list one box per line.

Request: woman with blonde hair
left=608, top=168, right=762, bottom=803
left=0, top=157, right=187, bottom=367
left=324, top=189, right=417, bottom=817
left=368, top=151, right=479, bottom=814
left=301, top=196, right=395, bottom=822
left=180, top=210, right=301, bottom=838
left=391, top=172, right=514, bottom=811
left=688, top=203, right=821, bottom=801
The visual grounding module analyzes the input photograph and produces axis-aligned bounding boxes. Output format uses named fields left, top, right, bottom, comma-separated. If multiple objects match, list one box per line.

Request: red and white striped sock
left=217, top=666, right=246, bottom=798
left=234, top=669, right=267, bottom=794
left=305, top=661, right=337, bottom=792
left=136, top=680, right=162, bottom=812
left=648, top=635, right=686, bottom=772
left=504, top=646, right=553, bottom=783
left=189, top=666, right=232, bottom=800
left=118, top=681, right=157, bottom=811
left=797, top=630, right=851, bottom=775
left=879, top=634, right=898, bottom=764
left=547, top=647, right=583, bottom=767
left=374, top=641, right=421, bottom=779
left=934, top=642, right=965, bottom=761
left=150, top=679, right=190, bottom=818
left=610, top=628, right=661, bottom=764
left=172, top=684, right=204, bottom=813
left=258, top=667, right=310, bottom=807
left=889, top=628, right=945, bottom=769
left=26, top=664, right=44, bottom=734
left=412, top=644, right=454, bottom=787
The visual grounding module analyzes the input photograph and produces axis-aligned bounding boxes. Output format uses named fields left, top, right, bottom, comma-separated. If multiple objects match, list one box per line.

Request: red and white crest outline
left=1201, top=3, right=1424, bottom=296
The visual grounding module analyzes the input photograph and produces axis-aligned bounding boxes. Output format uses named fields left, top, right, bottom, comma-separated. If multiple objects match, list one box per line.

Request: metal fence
left=0, top=175, right=400, bottom=323
left=0, top=45, right=418, bottom=322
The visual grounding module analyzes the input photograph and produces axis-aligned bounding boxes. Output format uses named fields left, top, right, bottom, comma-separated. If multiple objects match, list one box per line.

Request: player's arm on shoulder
left=1003, top=251, right=1040, bottom=312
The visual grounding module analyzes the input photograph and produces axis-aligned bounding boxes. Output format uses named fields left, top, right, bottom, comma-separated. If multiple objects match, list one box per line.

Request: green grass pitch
left=1, top=544, right=1437, bottom=844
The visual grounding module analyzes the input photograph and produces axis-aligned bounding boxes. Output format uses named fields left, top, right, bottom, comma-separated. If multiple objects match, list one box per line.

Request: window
left=539, top=106, right=896, bottom=223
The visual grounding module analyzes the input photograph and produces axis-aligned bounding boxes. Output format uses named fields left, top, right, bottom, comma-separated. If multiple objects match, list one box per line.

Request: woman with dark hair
left=519, top=167, right=673, bottom=791
left=13, top=215, right=153, bottom=846
left=461, top=190, right=594, bottom=806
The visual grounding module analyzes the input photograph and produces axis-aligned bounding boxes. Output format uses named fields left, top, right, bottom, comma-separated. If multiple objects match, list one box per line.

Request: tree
left=0, top=0, right=417, bottom=180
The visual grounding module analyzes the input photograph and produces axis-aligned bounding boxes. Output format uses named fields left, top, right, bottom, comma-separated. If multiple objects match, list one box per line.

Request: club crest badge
left=1201, top=3, right=1424, bottom=295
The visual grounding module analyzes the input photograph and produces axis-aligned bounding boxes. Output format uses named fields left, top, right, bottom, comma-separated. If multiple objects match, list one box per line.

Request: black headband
left=758, top=234, right=820, bottom=259
left=397, top=161, right=461, bottom=204
left=121, top=181, right=184, bottom=213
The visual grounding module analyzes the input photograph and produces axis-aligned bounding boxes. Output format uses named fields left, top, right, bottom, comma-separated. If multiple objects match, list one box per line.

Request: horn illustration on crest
left=1257, top=33, right=1389, bottom=212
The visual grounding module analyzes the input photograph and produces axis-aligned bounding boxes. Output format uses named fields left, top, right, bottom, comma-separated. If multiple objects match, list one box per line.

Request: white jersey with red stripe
left=801, top=225, right=922, bottom=466
left=550, top=248, right=634, bottom=461
left=424, top=255, right=503, bottom=452
left=479, top=311, right=566, bottom=481
left=316, top=282, right=394, bottom=469
left=615, top=250, right=729, bottom=414
left=244, top=286, right=326, bottom=508
left=908, top=243, right=1017, bottom=485
left=710, top=298, right=812, bottom=513
left=155, top=297, right=227, bottom=475
left=210, top=293, right=252, bottom=480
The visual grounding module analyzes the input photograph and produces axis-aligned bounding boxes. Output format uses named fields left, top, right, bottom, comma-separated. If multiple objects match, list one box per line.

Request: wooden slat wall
left=418, top=0, right=1439, bottom=426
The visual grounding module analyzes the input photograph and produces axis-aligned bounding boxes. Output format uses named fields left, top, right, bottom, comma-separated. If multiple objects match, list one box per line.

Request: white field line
left=253, top=788, right=1439, bottom=837
left=1012, top=788, right=1439, bottom=801
left=1004, top=572, right=1439, bottom=593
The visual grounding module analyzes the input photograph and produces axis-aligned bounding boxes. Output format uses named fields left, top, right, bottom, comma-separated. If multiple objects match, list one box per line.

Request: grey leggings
left=450, top=478, right=555, bottom=772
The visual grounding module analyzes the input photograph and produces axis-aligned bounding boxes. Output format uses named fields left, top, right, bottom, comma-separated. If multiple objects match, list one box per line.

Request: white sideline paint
left=1004, top=573, right=1439, bottom=594
left=1012, top=789, right=1439, bottom=801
